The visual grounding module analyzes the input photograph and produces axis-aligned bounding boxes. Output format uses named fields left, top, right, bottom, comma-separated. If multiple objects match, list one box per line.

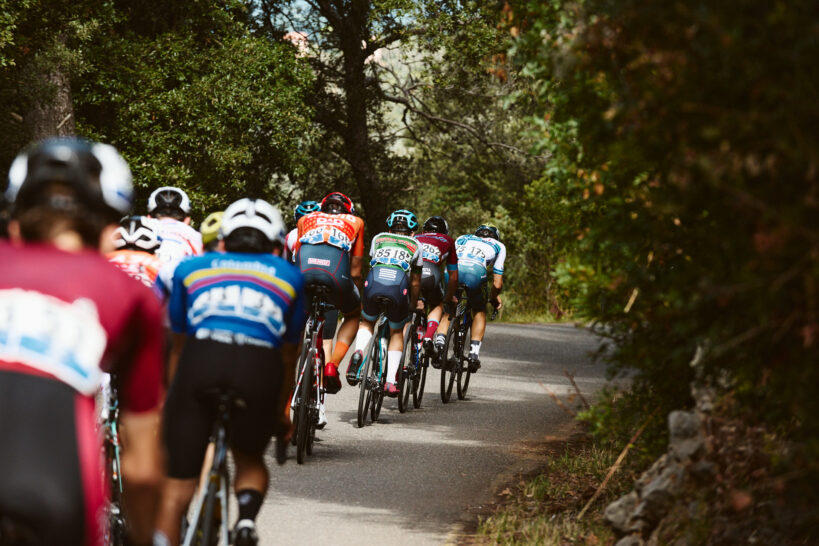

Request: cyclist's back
left=107, top=215, right=162, bottom=288
left=147, top=186, right=203, bottom=263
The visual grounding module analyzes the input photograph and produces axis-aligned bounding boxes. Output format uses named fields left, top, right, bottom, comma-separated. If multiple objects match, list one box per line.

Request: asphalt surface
left=254, top=322, right=605, bottom=544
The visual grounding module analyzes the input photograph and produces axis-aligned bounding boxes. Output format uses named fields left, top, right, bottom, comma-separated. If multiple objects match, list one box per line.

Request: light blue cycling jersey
left=168, top=252, right=306, bottom=348
left=455, top=234, right=507, bottom=281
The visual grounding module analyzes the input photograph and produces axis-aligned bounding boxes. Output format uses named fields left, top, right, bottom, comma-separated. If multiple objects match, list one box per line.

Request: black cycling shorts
left=0, top=371, right=100, bottom=546
left=163, top=338, right=284, bottom=479
left=297, top=244, right=361, bottom=315
left=419, top=263, right=444, bottom=308
left=361, top=266, right=411, bottom=328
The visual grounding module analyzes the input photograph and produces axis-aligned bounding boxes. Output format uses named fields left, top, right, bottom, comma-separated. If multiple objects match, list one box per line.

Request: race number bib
left=421, top=243, right=443, bottom=263
left=0, top=289, right=107, bottom=395
left=371, top=246, right=413, bottom=270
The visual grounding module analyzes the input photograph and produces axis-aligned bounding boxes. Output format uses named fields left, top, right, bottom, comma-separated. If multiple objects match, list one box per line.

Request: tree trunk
left=28, top=65, right=75, bottom=140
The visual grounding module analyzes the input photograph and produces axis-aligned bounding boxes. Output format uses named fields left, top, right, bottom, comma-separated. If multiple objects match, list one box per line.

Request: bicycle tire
left=295, top=355, right=312, bottom=464
left=356, top=336, right=375, bottom=428
left=199, top=479, right=220, bottom=546
left=440, top=319, right=457, bottom=403
left=291, top=340, right=311, bottom=447
left=371, top=332, right=387, bottom=422
left=456, top=322, right=472, bottom=400
left=397, top=323, right=413, bottom=413
left=413, top=353, right=427, bottom=408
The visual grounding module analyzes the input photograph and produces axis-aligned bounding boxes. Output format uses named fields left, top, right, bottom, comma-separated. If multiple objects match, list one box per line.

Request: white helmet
left=113, top=215, right=160, bottom=252
left=220, top=198, right=285, bottom=244
left=6, top=138, right=133, bottom=218
left=147, top=186, right=191, bottom=215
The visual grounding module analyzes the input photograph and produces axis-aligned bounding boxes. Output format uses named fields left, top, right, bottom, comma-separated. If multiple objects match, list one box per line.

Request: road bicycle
left=291, top=284, right=334, bottom=464
left=440, top=285, right=499, bottom=402
left=397, top=310, right=429, bottom=412
left=101, top=374, right=126, bottom=546
left=181, top=390, right=241, bottom=546
left=355, top=296, right=393, bottom=427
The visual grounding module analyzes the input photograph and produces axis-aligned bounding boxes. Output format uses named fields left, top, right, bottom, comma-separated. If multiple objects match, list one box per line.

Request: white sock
left=470, top=340, right=481, bottom=356
left=354, top=329, right=373, bottom=354
left=387, top=350, right=402, bottom=383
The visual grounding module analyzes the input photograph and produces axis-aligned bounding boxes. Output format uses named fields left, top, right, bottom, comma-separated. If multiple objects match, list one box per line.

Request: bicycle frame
left=102, top=375, right=124, bottom=546
left=356, top=309, right=390, bottom=427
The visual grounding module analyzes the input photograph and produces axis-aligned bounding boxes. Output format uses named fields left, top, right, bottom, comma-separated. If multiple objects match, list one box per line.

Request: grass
left=472, top=443, right=638, bottom=545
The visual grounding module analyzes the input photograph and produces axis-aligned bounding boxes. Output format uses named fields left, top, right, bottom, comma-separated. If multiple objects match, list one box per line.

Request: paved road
left=255, top=323, right=604, bottom=544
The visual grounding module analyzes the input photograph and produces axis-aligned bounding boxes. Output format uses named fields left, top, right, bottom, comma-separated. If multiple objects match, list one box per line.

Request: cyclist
left=107, top=215, right=162, bottom=288
left=156, top=198, right=304, bottom=546
left=199, top=210, right=224, bottom=252
left=146, top=186, right=203, bottom=263
left=414, top=215, right=459, bottom=362
left=0, top=137, right=164, bottom=546
left=285, top=200, right=320, bottom=262
left=294, top=191, right=364, bottom=395
left=440, top=224, right=506, bottom=372
left=346, top=210, right=422, bottom=397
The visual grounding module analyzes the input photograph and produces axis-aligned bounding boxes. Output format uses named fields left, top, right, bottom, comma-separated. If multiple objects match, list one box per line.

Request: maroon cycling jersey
left=414, top=232, right=457, bottom=268
left=0, top=241, right=164, bottom=413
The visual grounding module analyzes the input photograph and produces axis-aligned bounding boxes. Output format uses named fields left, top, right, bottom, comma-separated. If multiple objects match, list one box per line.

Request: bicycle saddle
left=197, top=388, right=247, bottom=410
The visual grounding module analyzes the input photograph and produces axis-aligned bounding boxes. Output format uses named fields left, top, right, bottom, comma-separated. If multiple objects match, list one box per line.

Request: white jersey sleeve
left=492, top=241, right=507, bottom=275
left=285, top=228, right=299, bottom=263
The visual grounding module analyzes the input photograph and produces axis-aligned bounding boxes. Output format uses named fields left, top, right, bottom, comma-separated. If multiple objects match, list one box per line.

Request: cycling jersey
left=167, top=252, right=306, bottom=348
left=455, top=234, right=507, bottom=279
left=296, top=211, right=365, bottom=257
left=108, top=248, right=161, bottom=288
left=284, top=227, right=299, bottom=263
left=0, top=241, right=164, bottom=546
left=415, top=232, right=458, bottom=271
left=361, top=232, right=422, bottom=327
left=154, top=217, right=203, bottom=263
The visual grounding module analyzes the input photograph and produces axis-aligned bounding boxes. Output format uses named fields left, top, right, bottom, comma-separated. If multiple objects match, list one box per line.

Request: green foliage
left=510, top=0, right=819, bottom=446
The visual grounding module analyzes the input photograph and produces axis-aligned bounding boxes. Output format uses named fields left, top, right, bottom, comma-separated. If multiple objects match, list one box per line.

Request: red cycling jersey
left=107, top=248, right=161, bottom=288
left=0, top=241, right=164, bottom=412
left=414, top=232, right=458, bottom=268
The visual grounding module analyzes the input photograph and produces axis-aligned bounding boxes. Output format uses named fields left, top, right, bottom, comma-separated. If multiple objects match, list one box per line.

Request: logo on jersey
left=308, top=258, right=331, bottom=266
left=0, top=289, right=107, bottom=395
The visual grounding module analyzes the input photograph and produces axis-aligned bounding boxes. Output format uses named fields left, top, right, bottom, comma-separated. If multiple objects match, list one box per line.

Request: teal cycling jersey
left=455, top=234, right=507, bottom=278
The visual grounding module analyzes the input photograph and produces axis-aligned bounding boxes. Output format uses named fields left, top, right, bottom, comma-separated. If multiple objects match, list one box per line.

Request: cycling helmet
left=199, top=211, right=224, bottom=247
left=475, top=223, right=500, bottom=241
left=147, top=186, right=191, bottom=215
left=386, top=209, right=418, bottom=232
left=423, top=215, right=449, bottom=235
left=114, top=215, right=160, bottom=252
left=320, top=192, right=355, bottom=215
left=6, top=137, right=133, bottom=219
left=220, top=198, right=285, bottom=244
left=294, top=200, right=321, bottom=222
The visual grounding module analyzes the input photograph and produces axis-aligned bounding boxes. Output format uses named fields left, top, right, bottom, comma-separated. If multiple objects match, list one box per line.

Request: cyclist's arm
left=490, top=273, right=503, bottom=309
left=444, top=264, right=458, bottom=302
left=120, top=409, right=162, bottom=546
left=350, top=255, right=363, bottom=288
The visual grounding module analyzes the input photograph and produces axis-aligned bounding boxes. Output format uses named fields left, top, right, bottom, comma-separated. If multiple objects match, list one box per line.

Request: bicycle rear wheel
left=413, top=351, right=427, bottom=408
left=456, top=322, right=472, bottom=400
left=291, top=341, right=311, bottom=446
left=198, top=479, right=220, bottom=546
left=356, top=339, right=376, bottom=428
left=371, top=334, right=387, bottom=422
left=440, top=319, right=457, bottom=403
left=397, top=323, right=413, bottom=413
left=295, top=356, right=313, bottom=464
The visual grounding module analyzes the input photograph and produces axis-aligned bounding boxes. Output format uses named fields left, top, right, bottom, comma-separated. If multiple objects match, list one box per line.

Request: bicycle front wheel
left=456, top=322, right=472, bottom=400
left=295, top=356, right=313, bottom=464
left=440, top=319, right=457, bottom=403
left=371, top=334, right=387, bottom=422
left=357, top=340, right=375, bottom=428
left=397, top=323, right=413, bottom=413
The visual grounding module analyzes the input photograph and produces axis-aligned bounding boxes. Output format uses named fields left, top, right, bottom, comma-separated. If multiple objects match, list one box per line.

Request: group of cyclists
left=0, top=136, right=506, bottom=546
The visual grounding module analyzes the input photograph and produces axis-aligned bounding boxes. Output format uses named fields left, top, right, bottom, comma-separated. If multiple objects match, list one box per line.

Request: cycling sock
left=387, top=350, right=402, bottom=383
left=329, top=340, right=349, bottom=365
left=425, top=320, right=439, bottom=339
left=354, top=330, right=373, bottom=353
left=470, top=340, right=482, bottom=356
left=237, top=489, right=264, bottom=521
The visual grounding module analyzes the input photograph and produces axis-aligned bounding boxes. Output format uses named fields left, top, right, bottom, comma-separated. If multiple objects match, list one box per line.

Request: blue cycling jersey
left=168, top=252, right=306, bottom=348
left=455, top=234, right=507, bottom=281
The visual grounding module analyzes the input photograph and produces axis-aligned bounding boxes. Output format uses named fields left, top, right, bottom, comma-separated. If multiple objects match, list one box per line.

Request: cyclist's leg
left=385, top=273, right=411, bottom=390
left=156, top=339, right=225, bottom=544
left=420, top=264, right=444, bottom=344
left=322, top=308, right=339, bottom=360
left=461, top=270, right=488, bottom=366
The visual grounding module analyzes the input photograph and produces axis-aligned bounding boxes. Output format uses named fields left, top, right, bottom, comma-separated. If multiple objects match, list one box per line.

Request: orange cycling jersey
left=107, top=249, right=161, bottom=288
left=296, top=212, right=365, bottom=257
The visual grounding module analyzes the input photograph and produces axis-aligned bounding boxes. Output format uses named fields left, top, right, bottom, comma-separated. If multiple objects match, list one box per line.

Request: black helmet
left=475, top=223, right=500, bottom=241
left=423, top=215, right=449, bottom=235
left=5, top=137, right=133, bottom=220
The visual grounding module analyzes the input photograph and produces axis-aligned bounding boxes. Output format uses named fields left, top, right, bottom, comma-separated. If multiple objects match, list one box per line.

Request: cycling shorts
left=323, top=309, right=339, bottom=339
left=297, top=244, right=361, bottom=315
left=163, top=338, right=284, bottom=479
left=0, top=371, right=102, bottom=546
left=459, top=270, right=489, bottom=313
left=419, top=262, right=444, bottom=308
left=361, top=266, right=411, bottom=329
